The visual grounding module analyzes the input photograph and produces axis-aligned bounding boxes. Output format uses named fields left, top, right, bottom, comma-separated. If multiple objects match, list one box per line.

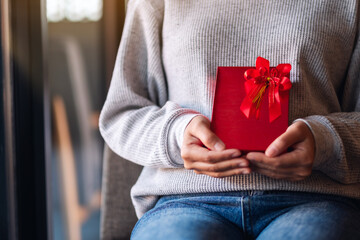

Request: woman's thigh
left=131, top=202, right=243, bottom=240
left=257, top=199, right=360, bottom=240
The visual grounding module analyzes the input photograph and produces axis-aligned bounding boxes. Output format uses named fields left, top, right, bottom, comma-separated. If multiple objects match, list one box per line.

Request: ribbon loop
left=240, top=57, right=292, bottom=122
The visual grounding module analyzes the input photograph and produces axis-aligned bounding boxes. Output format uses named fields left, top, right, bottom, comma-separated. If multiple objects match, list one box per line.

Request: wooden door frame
left=1, top=0, right=16, bottom=238
left=102, top=0, right=127, bottom=88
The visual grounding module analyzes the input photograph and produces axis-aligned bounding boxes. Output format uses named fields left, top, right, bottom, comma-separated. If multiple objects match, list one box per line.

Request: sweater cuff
left=294, top=116, right=341, bottom=169
left=167, top=112, right=202, bottom=166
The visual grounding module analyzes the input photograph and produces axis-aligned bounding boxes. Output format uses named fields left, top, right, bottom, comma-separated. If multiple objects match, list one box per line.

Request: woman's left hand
left=246, top=121, right=315, bottom=181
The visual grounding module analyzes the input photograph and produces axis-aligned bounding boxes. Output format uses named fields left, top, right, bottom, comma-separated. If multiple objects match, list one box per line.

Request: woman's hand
left=246, top=121, right=315, bottom=181
left=181, top=116, right=251, bottom=178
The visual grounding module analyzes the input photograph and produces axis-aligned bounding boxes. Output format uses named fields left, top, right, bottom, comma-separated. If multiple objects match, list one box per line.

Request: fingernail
left=232, top=151, right=242, bottom=158
left=265, top=147, right=277, bottom=157
left=238, top=162, right=248, bottom=167
left=214, top=142, right=225, bottom=151
left=242, top=169, right=251, bottom=174
left=246, top=153, right=254, bottom=160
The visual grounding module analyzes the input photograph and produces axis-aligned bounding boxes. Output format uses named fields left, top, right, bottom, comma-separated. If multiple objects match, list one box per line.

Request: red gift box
left=210, top=57, right=292, bottom=152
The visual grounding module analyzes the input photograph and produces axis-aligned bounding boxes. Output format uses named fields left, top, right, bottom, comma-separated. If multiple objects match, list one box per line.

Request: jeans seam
left=248, top=197, right=255, bottom=237
left=241, top=196, right=246, bottom=234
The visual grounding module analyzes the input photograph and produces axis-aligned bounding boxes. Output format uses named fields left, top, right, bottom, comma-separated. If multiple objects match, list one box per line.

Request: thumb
left=191, top=118, right=226, bottom=151
left=265, top=123, right=303, bottom=157
left=199, top=128, right=226, bottom=151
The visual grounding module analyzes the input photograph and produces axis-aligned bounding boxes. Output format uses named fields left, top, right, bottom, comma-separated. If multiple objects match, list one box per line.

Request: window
left=47, top=0, right=103, bottom=22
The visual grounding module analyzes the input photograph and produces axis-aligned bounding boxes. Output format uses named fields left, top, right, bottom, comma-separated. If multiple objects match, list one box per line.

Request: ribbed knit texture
left=99, top=0, right=360, bottom=218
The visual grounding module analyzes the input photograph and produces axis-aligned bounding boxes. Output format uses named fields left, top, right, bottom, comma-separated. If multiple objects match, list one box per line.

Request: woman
left=100, top=0, right=360, bottom=239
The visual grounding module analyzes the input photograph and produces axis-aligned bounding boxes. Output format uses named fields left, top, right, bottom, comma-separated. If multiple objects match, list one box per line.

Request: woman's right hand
left=181, top=116, right=251, bottom=178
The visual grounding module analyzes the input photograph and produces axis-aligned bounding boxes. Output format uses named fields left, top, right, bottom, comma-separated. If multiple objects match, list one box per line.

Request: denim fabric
left=131, top=191, right=360, bottom=240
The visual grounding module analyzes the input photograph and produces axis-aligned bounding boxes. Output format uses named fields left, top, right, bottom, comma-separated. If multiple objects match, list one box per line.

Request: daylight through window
left=47, top=0, right=103, bottom=22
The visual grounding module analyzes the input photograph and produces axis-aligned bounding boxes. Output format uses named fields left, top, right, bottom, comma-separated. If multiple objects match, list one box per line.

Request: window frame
left=1, top=0, right=51, bottom=239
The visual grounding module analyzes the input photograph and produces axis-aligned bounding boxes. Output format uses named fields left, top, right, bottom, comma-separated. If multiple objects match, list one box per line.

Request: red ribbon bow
left=240, top=57, right=292, bottom=123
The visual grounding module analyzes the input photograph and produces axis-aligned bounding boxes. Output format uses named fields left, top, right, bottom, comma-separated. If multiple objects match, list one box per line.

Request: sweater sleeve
left=297, top=23, right=360, bottom=184
left=99, top=0, right=199, bottom=168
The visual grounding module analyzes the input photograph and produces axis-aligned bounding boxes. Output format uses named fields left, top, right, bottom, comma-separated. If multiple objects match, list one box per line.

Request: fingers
left=194, top=167, right=251, bottom=178
left=265, top=121, right=308, bottom=157
left=182, top=144, right=251, bottom=178
left=182, top=115, right=250, bottom=178
left=188, top=158, right=249, bottom=171
left=191, top=159, right=250, bottom=171
left=249, top=152, right=312, bottom=177
left=189, top=158, right=251, bottom=178
left=182, top=144, right=241, bottom=164
left=182, top=143, right=250, bottom=177
left=247, top=151, right=311, bottom=169
left=247, top=148, right=313, bottom=181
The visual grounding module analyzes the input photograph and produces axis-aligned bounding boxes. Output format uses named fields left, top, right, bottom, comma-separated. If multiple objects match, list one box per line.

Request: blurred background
left=47, top=0, right=126, bottom=239
left=1, top=0, right=129, bottom=239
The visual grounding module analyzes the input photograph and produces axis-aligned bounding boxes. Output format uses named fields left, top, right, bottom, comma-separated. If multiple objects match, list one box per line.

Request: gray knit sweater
left=99, top=0, right=360, bottom=218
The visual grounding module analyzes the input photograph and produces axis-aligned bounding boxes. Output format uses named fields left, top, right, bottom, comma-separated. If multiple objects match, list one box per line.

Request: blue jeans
left=131, top=191, right=360, bottom=240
